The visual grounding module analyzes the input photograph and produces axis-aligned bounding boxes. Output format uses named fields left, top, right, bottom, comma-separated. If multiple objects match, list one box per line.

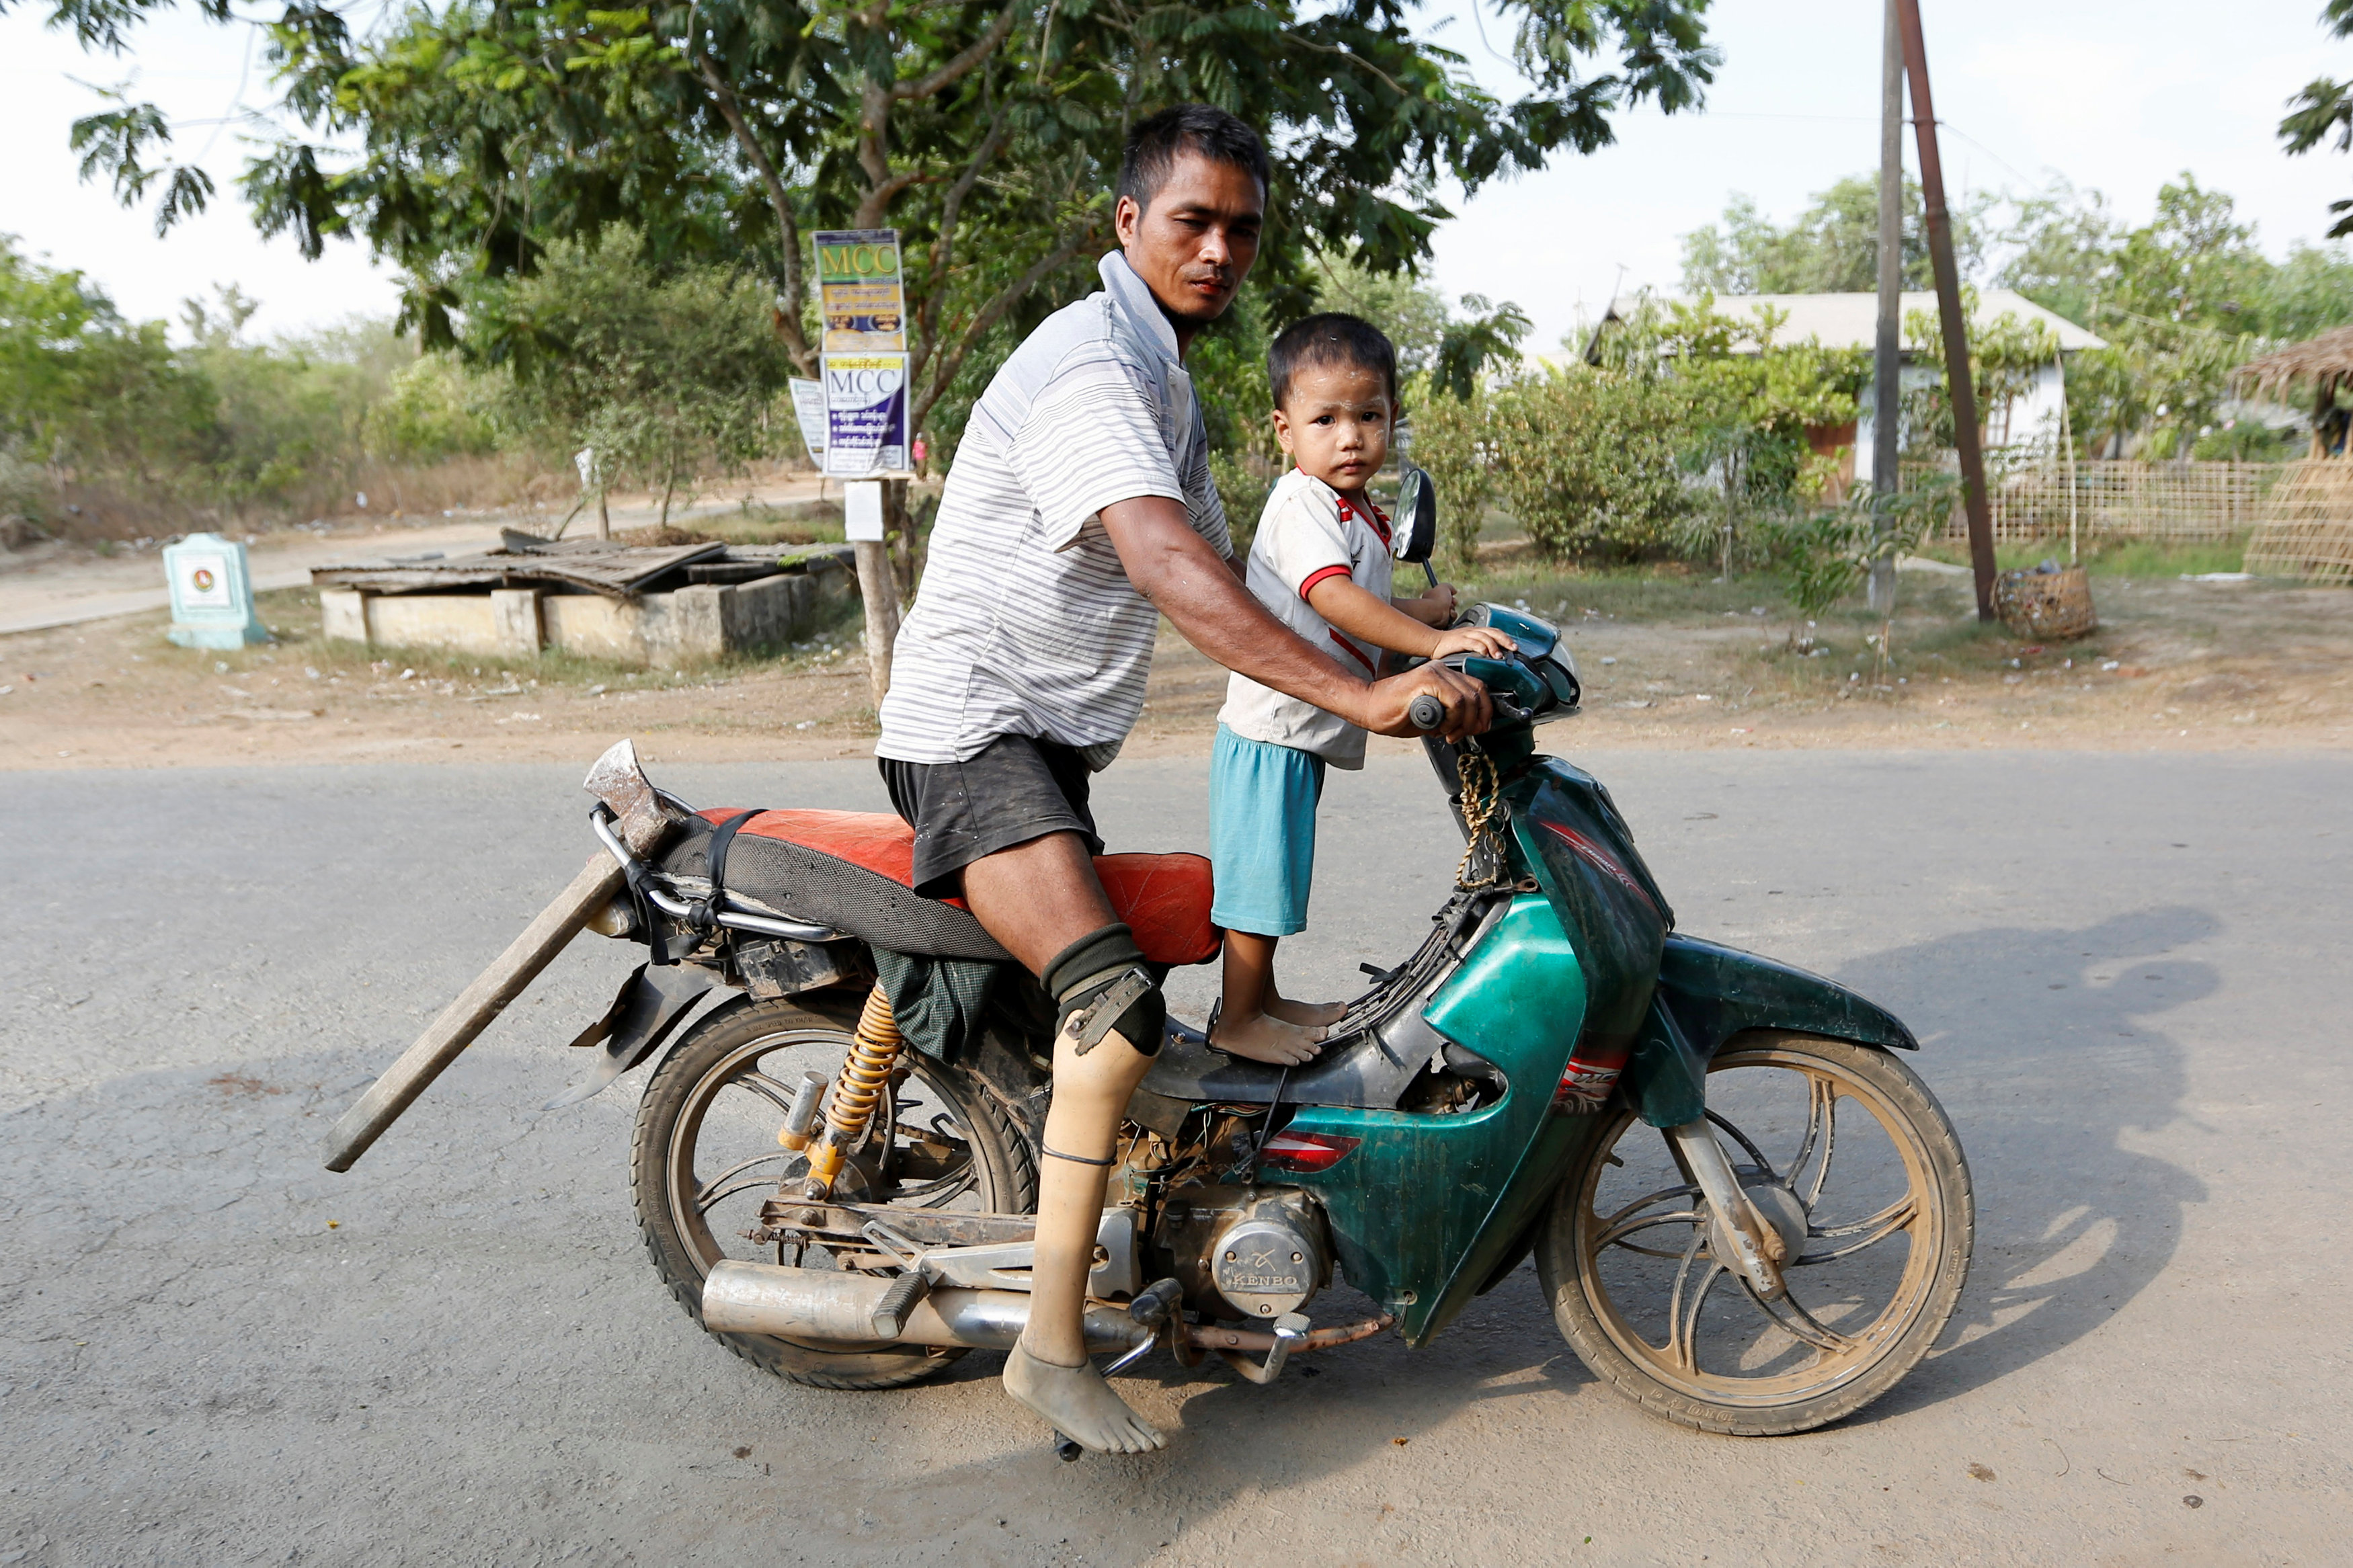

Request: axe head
left=583, top=738, right=685, bottom=856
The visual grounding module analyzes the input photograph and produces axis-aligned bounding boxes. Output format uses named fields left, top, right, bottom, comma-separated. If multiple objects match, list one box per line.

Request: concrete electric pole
left=1868, top=0, right=1903, bottom=614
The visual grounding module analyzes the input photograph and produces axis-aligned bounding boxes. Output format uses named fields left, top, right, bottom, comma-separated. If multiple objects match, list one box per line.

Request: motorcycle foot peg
left=1129, top=1278, right=1185, bottom=1328
left=870, top=1271, right=932, bottom=1337
left=1051, top=1432, right=1084, bottom=1463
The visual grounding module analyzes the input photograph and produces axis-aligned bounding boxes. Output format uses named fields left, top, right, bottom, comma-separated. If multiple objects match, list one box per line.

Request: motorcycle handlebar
left=1408, top=693, right=1447, bottom=732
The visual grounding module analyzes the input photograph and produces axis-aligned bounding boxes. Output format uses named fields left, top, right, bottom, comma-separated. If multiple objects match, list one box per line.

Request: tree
left=481, top=231, right=795, bottom=526
left=2280, top=0, right=2353, bottom=237
left=1993, top=179, right=2125, bottom=328
left=1431, top=294, right=1534, bottom=401
left=1679, top=175, right=1989, bottom=295
left=37, top=0, right=1721, bottom=454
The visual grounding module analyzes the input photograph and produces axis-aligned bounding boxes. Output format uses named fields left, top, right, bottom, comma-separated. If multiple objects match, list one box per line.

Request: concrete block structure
left=319, top=550, right=852, bottom=667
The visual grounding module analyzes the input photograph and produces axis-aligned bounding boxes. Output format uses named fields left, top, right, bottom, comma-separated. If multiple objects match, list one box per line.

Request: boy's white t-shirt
left=1216, top=468, right=1395, bottom=769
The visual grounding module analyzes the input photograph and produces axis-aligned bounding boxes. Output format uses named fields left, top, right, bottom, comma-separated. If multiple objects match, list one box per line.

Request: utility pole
left=1868, top=0, right=1903, bottom=614
left=1896, top=0, right=1999, bottom=620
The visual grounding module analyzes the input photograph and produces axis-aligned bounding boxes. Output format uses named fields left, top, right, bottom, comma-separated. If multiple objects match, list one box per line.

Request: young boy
left=1208, top=313, right=1516, bottom=1063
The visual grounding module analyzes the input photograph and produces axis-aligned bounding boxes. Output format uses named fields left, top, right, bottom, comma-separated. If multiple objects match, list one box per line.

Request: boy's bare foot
left=1004, top=1343, right=1164, bottom=1454
left=1265, top=995, right=1347, bottom=1029
left=1211, top=1008, right=1326, bottom=1065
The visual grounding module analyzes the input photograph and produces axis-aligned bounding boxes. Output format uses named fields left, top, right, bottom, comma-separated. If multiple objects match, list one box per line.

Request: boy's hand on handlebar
left=1399, top=583, right=1460, bottom=626
left=1365, top=663, right=1490, bottom=741
left=1428, top=626, right=1519, bottom=661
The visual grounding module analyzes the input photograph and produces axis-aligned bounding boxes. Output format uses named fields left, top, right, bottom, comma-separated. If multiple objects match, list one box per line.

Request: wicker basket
left=1993, top=564, right=2098, bottom=640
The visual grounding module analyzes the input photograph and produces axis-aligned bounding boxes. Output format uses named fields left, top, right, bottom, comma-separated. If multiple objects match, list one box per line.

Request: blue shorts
left=1208, top=724, right=1327, bottom=937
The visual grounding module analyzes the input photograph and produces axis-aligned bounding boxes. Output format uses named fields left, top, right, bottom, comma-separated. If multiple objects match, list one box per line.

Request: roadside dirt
left=4, top=566, right=2349, bottom=770
left=0, top=467, right=841, bottom=636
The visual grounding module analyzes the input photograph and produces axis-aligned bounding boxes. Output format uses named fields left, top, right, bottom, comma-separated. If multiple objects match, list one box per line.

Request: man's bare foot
left=1210, top=1008, right=1326, bottom=1065
left=1004, top=1343, right=1164, bottom=1454
left=1265, top=995, right=1347, bottom=1029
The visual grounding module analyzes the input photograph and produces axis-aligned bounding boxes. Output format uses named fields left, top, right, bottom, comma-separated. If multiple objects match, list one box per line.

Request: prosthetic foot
left=1005, top=925, right=1169, bottom=1454
left=1004, top=1344, right=1164, bottom=1455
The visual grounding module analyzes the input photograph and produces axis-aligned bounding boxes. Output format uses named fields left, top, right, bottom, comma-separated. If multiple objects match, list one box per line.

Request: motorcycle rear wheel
left=1538, top=1031, right=1972, bottom=1436
left=632, top=993, right=1037, bottom=1391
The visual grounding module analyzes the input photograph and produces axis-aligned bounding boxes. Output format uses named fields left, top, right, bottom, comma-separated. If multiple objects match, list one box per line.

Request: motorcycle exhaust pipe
left=701, top=1261, right=1152, bottom=1357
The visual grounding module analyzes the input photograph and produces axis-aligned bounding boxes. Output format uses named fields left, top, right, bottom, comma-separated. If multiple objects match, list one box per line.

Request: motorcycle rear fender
left=1623, top=934, right=1920, bottom=1129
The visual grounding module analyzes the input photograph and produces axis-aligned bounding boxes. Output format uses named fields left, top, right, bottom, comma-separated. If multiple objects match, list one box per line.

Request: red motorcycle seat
left=700, top=809, right=1221, bottom=967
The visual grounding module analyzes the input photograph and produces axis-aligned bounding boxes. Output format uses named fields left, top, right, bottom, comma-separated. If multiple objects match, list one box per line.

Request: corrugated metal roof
left=1603, top=290, right=2107, bottom=354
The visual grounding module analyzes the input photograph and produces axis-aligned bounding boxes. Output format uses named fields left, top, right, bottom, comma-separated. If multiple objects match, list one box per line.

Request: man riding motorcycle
left=873, top=104, right=1488, bottom=1453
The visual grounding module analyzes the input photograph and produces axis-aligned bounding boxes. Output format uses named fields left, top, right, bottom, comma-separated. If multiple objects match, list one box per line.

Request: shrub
left=1415, top=369, right=1696, bottom=567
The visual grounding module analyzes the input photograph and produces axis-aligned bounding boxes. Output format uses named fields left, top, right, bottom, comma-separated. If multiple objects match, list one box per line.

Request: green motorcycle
left=325, top=614, right=1972, bottom=1445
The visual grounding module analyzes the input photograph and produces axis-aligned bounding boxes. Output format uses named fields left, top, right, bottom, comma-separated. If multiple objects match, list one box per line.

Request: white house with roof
left=1587, top=290, right=2108, bottom=487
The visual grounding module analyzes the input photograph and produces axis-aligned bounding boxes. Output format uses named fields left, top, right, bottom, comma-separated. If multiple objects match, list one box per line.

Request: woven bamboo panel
left=1923, top=461, right=2293, bottom=544
left=2244, top=461, right=2353, bottom=583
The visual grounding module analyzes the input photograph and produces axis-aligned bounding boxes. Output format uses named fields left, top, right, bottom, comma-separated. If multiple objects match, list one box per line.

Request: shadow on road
left=1834, top=904, right=2215, bottom=1419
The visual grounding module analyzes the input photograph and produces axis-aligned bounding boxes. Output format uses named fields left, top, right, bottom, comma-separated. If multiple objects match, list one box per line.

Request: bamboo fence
left=2243, top=461, right=2353, bottom=582
left=1917, top=460, right=2293, bottom=544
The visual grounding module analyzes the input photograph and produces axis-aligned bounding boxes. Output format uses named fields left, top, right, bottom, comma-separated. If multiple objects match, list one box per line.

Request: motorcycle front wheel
left=1538, top=1031, right=1972, bottom=1436
left=631, top=993, right=1037, bottom=1391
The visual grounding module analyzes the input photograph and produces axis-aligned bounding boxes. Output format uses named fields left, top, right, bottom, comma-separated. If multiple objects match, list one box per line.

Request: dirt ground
left=4, top=549, right=2350, bottom=770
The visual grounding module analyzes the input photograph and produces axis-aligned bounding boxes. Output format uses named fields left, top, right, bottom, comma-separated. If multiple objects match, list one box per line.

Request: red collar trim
left=1334, top=492, right=1392, bottom=547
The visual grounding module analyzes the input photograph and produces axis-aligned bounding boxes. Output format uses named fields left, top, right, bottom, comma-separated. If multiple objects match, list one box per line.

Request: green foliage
left=363, top=354, right=504, bottom=464
left=1187, top=287, right=1278, bottom=464
left=1431, top=296, right=1534, bottom=402
left=1901, top=287, right=2062, bottom=454
left=1765, top=473, right=1958, bottom=622
left=1402, top=390, right=1497, bottom=569
left=0, top=235, right=203, bottom=483
left=1419, top=368, right=1696, bottom=567
left=1992, top=179, right=2126, bottom=328
left=0, top=235, right=504, bottom=523
left=1308, top=254, right=1453, bottom=378
left=1589, top=292, right=1867, bottom=568
left=2278, top=0, right=2353, bottom=237
left=1684, top=170, right=2353, bottom=462
left=1679, top=176, right=1990, bottom=295
left=1208, top=450, right=1277, bottom=556
left=46, top=0, right=1720, bottom=454
left=480, top=230, right=793, bottom=518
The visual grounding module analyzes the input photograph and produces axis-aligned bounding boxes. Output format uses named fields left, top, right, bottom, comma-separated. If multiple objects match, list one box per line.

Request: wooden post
left=2059, top=354, right=2079, bottom=562
left=1897, top=0, right=1999, bottom=620
left=844, top=481, right=901, bottom=712
left=321, top=854, right=625, bottom=1171
left=1868, top=0, right=1904, bottom=614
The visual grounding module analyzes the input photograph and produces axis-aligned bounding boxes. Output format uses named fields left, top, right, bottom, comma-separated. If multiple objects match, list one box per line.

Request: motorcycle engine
left=1156, top=1186, right=1332, bottom=1323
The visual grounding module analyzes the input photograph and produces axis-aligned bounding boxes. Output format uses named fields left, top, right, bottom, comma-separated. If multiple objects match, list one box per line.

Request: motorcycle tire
left=631, top=992, right=1037, bottom=1391
left=1537, top=1030, right=1973, bottom=1437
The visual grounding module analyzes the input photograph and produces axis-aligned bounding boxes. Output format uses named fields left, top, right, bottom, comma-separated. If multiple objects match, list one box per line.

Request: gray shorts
left=878, top=735, right=1103, bottom=897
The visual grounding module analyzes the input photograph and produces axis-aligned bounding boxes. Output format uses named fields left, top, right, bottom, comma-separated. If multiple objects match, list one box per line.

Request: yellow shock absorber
left=803, top=981, right=902, bottom=1190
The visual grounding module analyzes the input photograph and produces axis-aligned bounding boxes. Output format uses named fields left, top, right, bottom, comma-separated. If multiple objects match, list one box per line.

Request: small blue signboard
left=164, top=532, right=268, bottom=649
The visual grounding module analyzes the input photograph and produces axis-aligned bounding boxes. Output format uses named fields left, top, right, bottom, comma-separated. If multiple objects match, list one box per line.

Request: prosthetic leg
left=1002, top=924, right=1168, bottom=1455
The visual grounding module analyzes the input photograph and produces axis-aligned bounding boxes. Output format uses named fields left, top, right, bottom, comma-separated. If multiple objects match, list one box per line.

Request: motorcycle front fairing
left=1273, top=757, right=1670, bottom=1345
left=1280, top=748, right=1929, bottom=1348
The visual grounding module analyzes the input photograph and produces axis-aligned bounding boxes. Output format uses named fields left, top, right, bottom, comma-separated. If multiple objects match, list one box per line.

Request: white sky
left=1, top=0, right=2347, bottom=347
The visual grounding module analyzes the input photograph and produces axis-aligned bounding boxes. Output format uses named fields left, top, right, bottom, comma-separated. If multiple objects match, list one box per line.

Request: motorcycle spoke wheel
left=1538, top=1032, right=1972, bottom=1436
left=631, top=994, right=1035, bottom=1391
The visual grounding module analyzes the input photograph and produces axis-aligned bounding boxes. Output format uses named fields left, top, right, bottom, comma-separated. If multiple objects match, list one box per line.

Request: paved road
left=3, top=751, right=2348, bottom=1565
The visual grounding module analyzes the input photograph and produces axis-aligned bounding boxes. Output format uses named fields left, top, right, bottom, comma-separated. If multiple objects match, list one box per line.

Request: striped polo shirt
left=876, top=252, right=1230, bottom=766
